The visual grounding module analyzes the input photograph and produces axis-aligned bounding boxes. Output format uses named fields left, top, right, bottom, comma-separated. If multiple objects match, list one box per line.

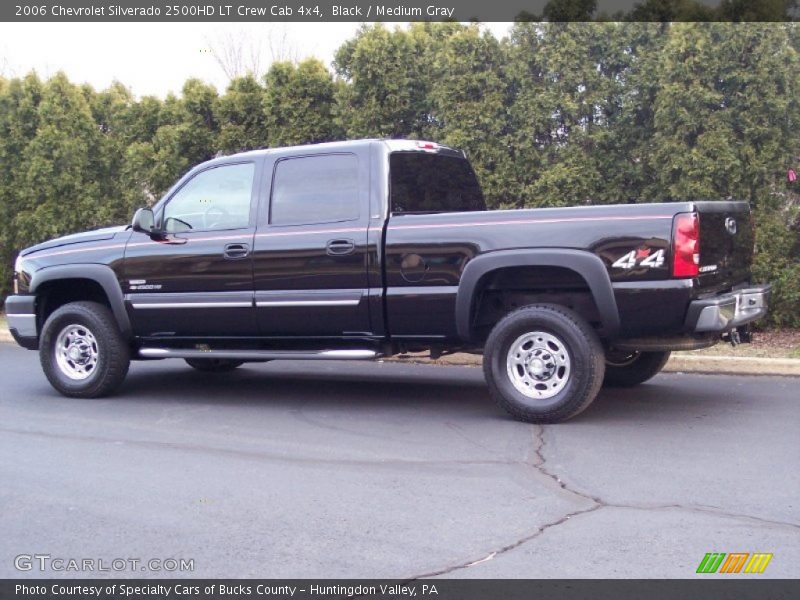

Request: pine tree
left=12, top=73, right=105, bottom=248
left=216, top=75, right=268, bottom=154
left=427, top=25, right=513, bottom=207
left=333, top=24, right=435, bottom=138
left=263, top=59, right=340, bottom=147
left=0, top=73, right=43, bottom=299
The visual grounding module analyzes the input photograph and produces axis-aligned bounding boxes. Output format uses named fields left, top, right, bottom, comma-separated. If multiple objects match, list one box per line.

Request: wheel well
left=470, top=266, right=601, bottom=343
left=36, top=279, right=112, bottom=327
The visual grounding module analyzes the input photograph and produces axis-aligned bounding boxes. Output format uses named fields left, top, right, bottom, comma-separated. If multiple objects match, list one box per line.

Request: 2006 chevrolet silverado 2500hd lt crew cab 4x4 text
left=5, top=140, right=772, bottom=422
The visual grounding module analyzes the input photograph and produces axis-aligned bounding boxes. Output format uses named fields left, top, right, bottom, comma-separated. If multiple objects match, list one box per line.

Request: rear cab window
left=390, top=152, right=486, bottom=214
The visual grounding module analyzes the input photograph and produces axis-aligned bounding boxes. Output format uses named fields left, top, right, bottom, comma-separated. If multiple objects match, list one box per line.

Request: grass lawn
left=677, top=329, right=800, bottom=359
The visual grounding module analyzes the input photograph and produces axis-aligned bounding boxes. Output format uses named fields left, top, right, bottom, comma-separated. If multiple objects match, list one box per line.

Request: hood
left=20, top=225, right=128, bottom=256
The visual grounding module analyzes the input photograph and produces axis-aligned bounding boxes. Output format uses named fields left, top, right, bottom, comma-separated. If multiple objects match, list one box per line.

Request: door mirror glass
left=131, top=208, right=155, bottom=234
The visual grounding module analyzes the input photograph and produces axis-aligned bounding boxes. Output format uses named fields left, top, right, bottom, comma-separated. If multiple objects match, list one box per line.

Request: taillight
left=672, top=212, right=700, bottom=278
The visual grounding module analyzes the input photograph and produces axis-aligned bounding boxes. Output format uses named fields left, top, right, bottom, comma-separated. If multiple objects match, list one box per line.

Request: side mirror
left=131, top=208, right=155, bottom=235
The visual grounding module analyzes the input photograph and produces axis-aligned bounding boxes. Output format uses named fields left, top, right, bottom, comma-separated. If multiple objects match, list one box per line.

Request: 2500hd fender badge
left=129, top=280, right=161, bottom=290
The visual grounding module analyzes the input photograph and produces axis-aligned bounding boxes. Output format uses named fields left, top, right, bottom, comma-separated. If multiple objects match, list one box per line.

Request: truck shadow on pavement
left=113, top=361, right=749, bottom=425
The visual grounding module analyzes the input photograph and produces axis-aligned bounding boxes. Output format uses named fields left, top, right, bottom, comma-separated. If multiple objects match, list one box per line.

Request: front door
left=124, top=161, right=258, bottom=338
left=252, top=151, right=372, bottom=337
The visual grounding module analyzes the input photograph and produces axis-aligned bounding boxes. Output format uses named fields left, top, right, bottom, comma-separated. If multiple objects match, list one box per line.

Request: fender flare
left=455, top=249, right=620, bottom=342
left=29, top=264, right=132, bottom=337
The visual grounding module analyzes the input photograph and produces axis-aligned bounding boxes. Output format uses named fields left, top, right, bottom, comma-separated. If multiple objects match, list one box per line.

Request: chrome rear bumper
left=686, top=285, right=772, bottom=333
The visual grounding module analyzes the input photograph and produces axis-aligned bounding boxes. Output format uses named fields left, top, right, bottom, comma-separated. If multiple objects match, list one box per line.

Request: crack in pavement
left=604, top=502, right=800, bottom=530
left=529, top=424, right=605, bottom=504
left=534, top=424, right=800, bottom=531
left=6, top=421, right=795, bottom=580
left=406, top=425, right=604, bottom=579
left=408, top=504, right=604, bottom=579
left=407, top=423, right=798, bottom=579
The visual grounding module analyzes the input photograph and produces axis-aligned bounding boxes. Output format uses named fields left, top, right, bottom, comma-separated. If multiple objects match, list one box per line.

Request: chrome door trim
left=254, top=289, right=364, bottom=309
left=131, top=302, right=253, bottom=309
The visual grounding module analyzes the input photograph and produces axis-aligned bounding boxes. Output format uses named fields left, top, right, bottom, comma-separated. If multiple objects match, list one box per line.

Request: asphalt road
left=0, top=344, right=797, bottom=579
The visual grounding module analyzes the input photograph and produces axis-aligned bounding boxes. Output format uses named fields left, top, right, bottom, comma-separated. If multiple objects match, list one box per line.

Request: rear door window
left=270, top=154, right=360, bottom=226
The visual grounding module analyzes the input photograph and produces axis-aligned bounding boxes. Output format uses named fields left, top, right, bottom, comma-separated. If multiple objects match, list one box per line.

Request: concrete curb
left=663, top=355, right=800, bottom=377
left=2, top=326, right=798, bottom=376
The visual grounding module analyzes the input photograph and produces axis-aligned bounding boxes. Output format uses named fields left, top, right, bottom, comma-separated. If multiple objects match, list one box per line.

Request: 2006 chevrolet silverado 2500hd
left=5, top=140, right=772, bottom=422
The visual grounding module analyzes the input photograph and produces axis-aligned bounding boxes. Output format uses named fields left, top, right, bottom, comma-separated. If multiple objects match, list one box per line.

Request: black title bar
left=3, top=1, right=799, bottom=22
left=2, top=580, right=800, bottom=600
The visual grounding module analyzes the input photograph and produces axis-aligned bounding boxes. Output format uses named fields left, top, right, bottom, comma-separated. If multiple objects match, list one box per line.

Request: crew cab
left=5, top=140, right=771, bottom=422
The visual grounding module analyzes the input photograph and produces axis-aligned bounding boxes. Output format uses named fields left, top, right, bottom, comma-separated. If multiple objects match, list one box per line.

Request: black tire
left=185, top=358, right=244, bottom=372
left=483, top=304, right=605, bottom=423
left=603, top=350, right=671, bottom=388
left=40, top=301, right=130, bottom=398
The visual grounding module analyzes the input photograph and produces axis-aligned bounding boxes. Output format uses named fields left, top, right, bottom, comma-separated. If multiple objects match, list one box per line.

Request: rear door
left=252, top=149, right=372, bottom=337
left=124, top=160, right=259, bottom=338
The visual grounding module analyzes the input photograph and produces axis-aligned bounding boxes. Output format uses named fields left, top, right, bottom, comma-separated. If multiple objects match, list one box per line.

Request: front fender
left=455, top=249, right=620, bottom=342
left=29, top=264, right=132, bottom=337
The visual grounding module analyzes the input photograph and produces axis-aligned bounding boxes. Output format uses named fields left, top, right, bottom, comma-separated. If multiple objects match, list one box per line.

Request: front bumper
left=4, top=294, right=38, bottom=350
left=685, top=285, right=772, bottom=333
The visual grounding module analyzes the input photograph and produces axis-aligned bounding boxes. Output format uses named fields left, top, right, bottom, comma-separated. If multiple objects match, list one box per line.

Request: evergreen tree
left=12, top=74, right=105, bottom=248
left=0, top=73, right=43, bottom=299
left=263, top=59, right=340, bottom=147
left=427, top=25, right=513, bottom=206
left=216, top=75, right=268, bottom=154
left=333, top=24, right=434, bottom=138
left=650, top=23, right=799, bottom=208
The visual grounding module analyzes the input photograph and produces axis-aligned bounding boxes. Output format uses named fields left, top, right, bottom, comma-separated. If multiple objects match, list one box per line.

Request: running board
left=138, top=348, right=379, bottom=361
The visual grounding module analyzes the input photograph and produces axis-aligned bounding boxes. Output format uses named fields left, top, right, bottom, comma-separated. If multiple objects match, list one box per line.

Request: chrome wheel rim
left=506, top=331, right=571, bottom=400
left=54, top=324, right=99, bottom=380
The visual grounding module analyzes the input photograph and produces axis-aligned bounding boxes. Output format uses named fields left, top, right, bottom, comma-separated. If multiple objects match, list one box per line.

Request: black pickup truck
left=5, top=139, right=771, bottom=422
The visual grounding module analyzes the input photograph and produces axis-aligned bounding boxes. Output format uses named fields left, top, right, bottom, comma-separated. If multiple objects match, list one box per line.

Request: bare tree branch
left=0, top=44, right=13, bottom=78
left=207, top=25, right=298, bottom=83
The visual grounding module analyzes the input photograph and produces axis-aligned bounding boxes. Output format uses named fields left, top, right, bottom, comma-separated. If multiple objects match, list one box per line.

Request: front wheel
left=40, top=301, right=130, bottom=398
left=483, top=304, right=605, bottom=423
left=603, top=350, right=671, bottom=387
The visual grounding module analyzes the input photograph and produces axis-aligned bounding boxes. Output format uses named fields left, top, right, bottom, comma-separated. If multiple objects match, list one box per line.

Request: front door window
left=163, top=163, right=255, bottom=233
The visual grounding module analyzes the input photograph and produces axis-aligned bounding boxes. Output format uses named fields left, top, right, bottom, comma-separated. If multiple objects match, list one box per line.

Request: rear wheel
left=40, top=301, right=130, bottom=398
left=603, top=350, right=671, bottom=387
left=185, top=358, right=244, bottom=372
left=483, top=304, right=605, bottom=423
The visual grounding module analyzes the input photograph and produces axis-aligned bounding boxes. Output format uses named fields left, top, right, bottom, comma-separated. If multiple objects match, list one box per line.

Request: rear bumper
left=685, top=285, right=772, bottom=333
left=4, top=294, right=38, bottom=350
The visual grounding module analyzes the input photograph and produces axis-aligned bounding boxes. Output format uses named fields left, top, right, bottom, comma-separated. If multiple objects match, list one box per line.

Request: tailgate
left=694, top=201, right=754, bottom=292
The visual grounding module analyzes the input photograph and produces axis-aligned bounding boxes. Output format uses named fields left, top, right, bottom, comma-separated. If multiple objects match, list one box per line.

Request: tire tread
left=483, top=304, right=605, bottom=423
left=40, top=301, right=130, bottom=398
left=603, top=351, right=671, bottom=387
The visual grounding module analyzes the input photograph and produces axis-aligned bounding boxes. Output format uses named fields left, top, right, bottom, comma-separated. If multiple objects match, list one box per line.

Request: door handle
left=326, top=239, right=356, bottom=256
left=223, top=243, right=250, bottom=260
